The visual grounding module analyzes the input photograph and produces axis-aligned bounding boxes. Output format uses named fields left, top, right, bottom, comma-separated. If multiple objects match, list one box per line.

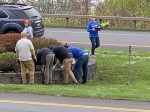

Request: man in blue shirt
left=87, top=17, right=100, bottom=56
left=36, top=48, right=55, bottom=84
left=64, top=44, right=89, bottom=84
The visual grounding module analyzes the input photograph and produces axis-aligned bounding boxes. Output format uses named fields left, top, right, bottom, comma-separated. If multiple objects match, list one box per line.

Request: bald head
left=21, top=32, right=27, bottom=38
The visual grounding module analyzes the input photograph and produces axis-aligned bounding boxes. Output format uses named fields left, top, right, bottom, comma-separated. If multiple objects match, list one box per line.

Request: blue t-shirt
left=68, top=46, right=87, bottom=59
left=87, top=21, right=99, bottom=38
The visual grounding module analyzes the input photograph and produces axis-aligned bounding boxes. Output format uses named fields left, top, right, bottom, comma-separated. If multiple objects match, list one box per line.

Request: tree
left=94, top=0, right=150, bottom=17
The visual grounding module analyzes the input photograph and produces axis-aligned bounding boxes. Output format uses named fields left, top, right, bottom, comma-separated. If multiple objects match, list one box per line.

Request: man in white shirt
left=15, top=32, right=36, bottom=84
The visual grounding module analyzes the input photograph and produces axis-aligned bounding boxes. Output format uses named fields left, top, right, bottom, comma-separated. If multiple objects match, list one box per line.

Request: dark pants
left=90, top=36, right=100, bottom=55
left=73, top=55, right=89, bottom=83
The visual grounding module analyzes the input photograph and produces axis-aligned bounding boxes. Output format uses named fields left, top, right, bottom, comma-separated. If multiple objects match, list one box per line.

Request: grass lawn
left=0, top=49, right=150, bottom=101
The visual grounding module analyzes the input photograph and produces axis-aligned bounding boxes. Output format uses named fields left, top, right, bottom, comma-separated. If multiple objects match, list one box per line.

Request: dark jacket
left=52, top=46, right=72, bottom=63
left=36, top=48, right=54, bottom=65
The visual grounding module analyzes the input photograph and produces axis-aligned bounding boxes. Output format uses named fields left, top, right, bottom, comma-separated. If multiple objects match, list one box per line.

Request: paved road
left=0, top=93, right=150, bottom=112
left=44, top=27, right=150, bottom=51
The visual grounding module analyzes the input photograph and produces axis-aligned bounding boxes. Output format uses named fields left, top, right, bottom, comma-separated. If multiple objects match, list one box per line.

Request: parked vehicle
left=0, top=3, right=44, bottom=37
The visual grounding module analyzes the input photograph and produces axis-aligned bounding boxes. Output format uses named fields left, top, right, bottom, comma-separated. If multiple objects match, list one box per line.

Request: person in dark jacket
left=50, top=46, right=78, bottom=85
left=36, top=48, right=55, bottom=84
left=64, top=44, right=89, bottom=84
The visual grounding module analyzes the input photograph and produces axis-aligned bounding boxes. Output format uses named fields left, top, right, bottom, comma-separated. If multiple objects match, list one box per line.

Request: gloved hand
left=53, top=66, right=56, bottom=69
left=72, top=59, right=75, bottom=64
left=33, top=56, right=37, bottom=62
left=60, top=65, right=63, bottom=68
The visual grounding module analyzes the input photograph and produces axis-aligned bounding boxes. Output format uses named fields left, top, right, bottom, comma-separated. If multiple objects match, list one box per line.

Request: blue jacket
left=87, top=21, right=99, bottom=38
left=68, top=46, right=87, bottom=59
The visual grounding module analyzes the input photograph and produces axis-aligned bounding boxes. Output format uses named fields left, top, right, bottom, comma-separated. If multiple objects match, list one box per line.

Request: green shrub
left=0, top=52, right=20, bottom=72
left=0, top=33, right=20, bottom=52
left=0, top=46, right=6, bottom=53
left=32, top=37, right=62, bottom=51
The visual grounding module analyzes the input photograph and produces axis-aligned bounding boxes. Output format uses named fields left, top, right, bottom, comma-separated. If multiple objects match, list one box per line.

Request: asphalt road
left=0, top=93, right=150, bottom=112
left=44, top=27, right=150, bottom=51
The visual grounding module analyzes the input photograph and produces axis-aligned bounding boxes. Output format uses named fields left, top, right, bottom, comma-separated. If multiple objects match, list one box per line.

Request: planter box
left=0, top=58, right=97, bottom=84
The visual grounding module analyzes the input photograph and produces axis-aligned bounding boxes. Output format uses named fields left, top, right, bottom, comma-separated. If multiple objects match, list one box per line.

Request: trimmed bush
left=0, top=33, right=20, bottom=52
left=0, top=52, right=20, bottom=72
left=32, top=37, right=62, bottom=51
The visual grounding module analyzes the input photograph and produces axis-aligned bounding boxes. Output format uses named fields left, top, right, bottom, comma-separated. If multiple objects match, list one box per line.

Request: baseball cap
left=22, top=19, right=29, bottom=24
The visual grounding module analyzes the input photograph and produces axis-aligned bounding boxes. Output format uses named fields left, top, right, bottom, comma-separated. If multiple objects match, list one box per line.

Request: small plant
left=0, top=52, right=20, bottom=72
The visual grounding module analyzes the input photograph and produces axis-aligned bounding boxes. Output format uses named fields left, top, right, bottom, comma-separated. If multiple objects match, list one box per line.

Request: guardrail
left=41, top=13, right=150, bottom=30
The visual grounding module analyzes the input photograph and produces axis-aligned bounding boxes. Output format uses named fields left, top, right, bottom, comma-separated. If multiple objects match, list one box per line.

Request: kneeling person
left=36, top=48, right=55, bottom=84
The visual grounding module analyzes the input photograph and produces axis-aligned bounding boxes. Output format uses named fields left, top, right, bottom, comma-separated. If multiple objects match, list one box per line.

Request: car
left=0, top=3, right=44, bottom=37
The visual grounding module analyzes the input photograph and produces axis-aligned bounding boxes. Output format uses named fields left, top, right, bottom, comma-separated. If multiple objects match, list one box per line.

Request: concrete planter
left=0, top=58, right=97, bottom=84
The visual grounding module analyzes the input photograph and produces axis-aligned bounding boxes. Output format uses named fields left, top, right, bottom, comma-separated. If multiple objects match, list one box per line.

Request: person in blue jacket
left=87, top=17, right=100, bottom=55
left=64, top=44, right=89, bottom=84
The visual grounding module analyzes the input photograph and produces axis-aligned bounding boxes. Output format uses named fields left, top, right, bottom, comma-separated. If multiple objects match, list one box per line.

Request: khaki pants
left=44, top=54, right=55, bottom=84
left=63, top=58, right=78, bottom=83
left=20, top=60, right=35, bottom=84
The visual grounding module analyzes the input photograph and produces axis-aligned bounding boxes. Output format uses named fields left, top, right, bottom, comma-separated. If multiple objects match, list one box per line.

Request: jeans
left=73, top=55, right=89, bottom=83
left=90, top=36, right=100, bottom=55
left=20, top=60, right=35, bottom=84
left=44, top=54, right=55, bottom=84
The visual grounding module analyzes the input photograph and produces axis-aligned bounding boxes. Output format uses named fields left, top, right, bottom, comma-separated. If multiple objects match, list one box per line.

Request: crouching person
left=15, top=32, right=36, bottom=84
left=50, top=46, right=79, bottom=85
left=35, top=48, right=55, bottom=84
left=64, top=45, right=89, bottom=84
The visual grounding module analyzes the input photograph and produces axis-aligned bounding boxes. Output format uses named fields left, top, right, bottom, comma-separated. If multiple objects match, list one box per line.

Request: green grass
left=42, top=18, right=150, bottom=31
left=1, top=49, right=150, bottom=101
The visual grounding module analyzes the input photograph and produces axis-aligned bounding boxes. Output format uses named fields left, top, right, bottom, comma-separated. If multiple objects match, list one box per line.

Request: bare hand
left=92, top=28, right=96, bottom=31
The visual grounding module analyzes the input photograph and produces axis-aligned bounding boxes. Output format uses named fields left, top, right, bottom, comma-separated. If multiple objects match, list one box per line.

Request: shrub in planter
left=0, top=33, right=20, bottom=52
left=0, top=34, right=62, bottom=53
left=32, top=37, right=62, bottom=51
left=0, top=52, right=20, bottom=72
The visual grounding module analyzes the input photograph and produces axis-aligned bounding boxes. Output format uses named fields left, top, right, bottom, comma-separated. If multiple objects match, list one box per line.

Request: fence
left=41, top=13, right=150, bottom=30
